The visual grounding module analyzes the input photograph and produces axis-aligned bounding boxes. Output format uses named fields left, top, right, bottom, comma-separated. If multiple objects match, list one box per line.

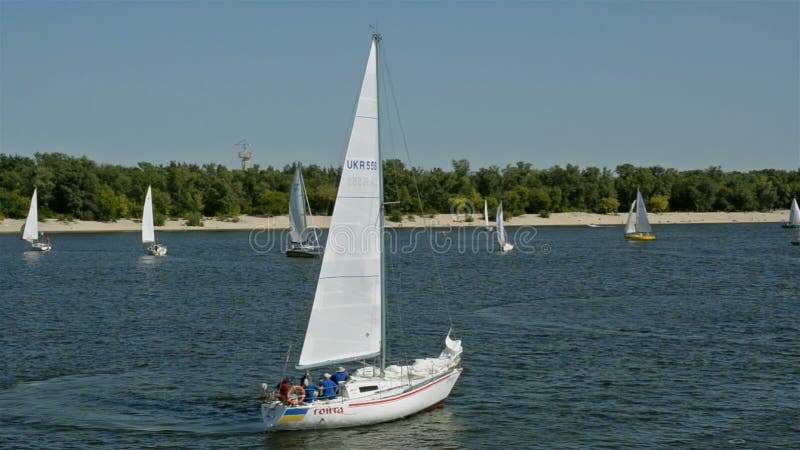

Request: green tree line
left=1, top=153, right=798, bottom=222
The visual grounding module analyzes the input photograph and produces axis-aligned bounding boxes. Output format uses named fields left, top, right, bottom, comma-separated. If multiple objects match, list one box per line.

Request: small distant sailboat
left=782, top=198, right=799, bottom=229
left=496, top=202, right=514, bottom=252
left=142, top=186, right=167, bottom=256
left=21, top=188, right=51, bottom=252
left=483, top=199, right=492, bottom=231
left=286, top=164, right=322, bottom=257
left=260, top=33, right=462, bottom=431
left=624, top=190, right=656, bottom=241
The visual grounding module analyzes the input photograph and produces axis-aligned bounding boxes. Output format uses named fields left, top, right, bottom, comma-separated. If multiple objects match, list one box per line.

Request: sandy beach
left=0, top=210, right=790, bottom=234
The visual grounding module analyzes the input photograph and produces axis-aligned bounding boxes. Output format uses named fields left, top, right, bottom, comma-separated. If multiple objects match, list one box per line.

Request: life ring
left=287, top=385, right=306, bottom=405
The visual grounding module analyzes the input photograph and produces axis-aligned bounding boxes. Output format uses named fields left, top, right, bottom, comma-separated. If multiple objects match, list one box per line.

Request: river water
left=1, top=224, right=797, bottom=448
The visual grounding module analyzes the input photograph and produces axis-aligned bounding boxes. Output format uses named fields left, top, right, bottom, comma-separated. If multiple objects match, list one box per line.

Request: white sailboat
left=483, top=199, right=492, bottom=231
left=496, top=201, right=514, bottom=252
left=142, top=186, right=167, bottom=256
left=21, top=188, right=51, bottom=252
left=782, top=198, right=799, bottom=228
left=286, top=164, right=322, bottom=257
left=624, top=190, right=656, bottom=241
left=260, top=33, right=462, bottom=431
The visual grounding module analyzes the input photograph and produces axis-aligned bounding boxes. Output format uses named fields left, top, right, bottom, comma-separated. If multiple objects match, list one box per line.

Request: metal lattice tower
left=236, top=140, right=253, bottom=170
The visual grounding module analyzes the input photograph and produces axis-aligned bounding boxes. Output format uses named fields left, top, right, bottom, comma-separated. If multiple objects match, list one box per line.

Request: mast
left=374, top=31, right=386, bottom=376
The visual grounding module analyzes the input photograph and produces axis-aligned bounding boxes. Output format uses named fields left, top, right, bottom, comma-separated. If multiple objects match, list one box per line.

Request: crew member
left=277, top=377, right=291, bottom=402
left=304, top=382, right=318, bottom=404
left=320, top=373, right=338, bottom=399
left=331, top=366, right=349, bottom=384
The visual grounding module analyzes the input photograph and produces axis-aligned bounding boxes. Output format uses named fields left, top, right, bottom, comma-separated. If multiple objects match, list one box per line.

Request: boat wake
left=0, top=371, right=263, bottom=436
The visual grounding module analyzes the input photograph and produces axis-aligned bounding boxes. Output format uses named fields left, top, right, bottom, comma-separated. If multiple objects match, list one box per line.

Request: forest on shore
left=1, top=152, right=798, bottom=224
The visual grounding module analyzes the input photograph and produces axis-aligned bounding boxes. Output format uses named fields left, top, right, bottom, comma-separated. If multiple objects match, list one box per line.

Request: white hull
left=262, top=368, right=461, bottom=430
left=148, top=244, right=167, bottom=256
left=30, top=242, right=52, bottom=252
left=501, top=242, right=514, bottom=253
left=285, top=243, right=323, bottom=257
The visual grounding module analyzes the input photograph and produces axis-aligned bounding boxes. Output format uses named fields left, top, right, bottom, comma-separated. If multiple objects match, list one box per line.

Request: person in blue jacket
left=331, top=366, right=349, bottom=384
left=320, top=373, right=339, bottom=399
left=303, top=382, right=318, bottom=403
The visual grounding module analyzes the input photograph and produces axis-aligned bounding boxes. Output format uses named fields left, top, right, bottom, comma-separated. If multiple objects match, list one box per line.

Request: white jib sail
left=298, top=38, right=381, bottom=369
left=635, top=190, right=652, bottom=233
left=484, top=200, right=489, bottom=227
left=289, top=166, right=309, bottom=244
left=496, top=202, right=506, bottom=247
left=625, top=200, right=636, bottom=234
left=790, top=198, right=800, bottom=226
left=142, top=186, right=156, bottom=244
left=22, top=188, right=39, bottom=242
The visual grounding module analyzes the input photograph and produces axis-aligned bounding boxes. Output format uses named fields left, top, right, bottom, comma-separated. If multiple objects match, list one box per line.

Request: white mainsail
left=22, top=188, right=39, bottom=242
left=496, top=202, right=506, bottom=247
left=484, top=199, right=489, bottom=228
left=142, top=186, right=156, bottom=244
left=297, top=38, right=381, bottom=369
left=635, top=190, right=652, bottom=233
left=789, top=198, right=800, bottom=226
left=289, top=166, right=309, bottom=244
left=624, top=200, right=636, bottom=234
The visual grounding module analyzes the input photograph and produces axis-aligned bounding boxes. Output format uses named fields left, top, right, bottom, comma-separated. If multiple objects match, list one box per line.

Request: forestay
left=297, top=39, right=381, bottom=369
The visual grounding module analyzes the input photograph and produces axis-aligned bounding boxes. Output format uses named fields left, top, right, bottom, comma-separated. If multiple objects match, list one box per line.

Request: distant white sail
left=790, top=198, right=800, bottom=226
left=22, top=188, right=39, bottom=242
left=142, top=186, right=156, bottom=244
left=288, top=166, right=309, bottom=244
left=635, top=190, right=653, bottom=233
left=496, top=202, right=506, bottom=247
left=297, top=38, right=381, bottom=369
left=624, top=200, right=636, bottom=234
left=484, top=200, right=489, bottom=227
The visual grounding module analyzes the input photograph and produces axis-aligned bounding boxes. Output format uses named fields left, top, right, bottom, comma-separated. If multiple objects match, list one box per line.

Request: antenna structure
left=236, top=140, right=254, bottom=170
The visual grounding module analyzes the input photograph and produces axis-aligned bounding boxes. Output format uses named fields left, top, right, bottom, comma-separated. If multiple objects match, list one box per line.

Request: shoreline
left=0, top=210, right=790, bottom=234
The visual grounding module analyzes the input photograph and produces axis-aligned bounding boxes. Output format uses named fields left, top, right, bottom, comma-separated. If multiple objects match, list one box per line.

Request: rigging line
left=377, top=59, right=403, bottom=211
left=377, top=41, right=412, bottom=362
left=282, top=250, right=321, bottom=378
left=384, top=58, right=414, bottom=368
left=379, top=48, right=419, bottom=360
left=300, top=166, right=321, bottom=245
left=388, top=229, right=410, bottom=371
left=381, top=42, right=455, bottom=337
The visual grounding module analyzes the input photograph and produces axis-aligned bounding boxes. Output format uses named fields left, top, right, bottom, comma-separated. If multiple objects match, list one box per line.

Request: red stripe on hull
left=349, top=370, right=458, bottom=408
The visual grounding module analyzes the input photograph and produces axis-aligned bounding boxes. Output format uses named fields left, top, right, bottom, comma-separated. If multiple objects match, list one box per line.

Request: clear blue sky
left=1, top=1, right=798, bottom=172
